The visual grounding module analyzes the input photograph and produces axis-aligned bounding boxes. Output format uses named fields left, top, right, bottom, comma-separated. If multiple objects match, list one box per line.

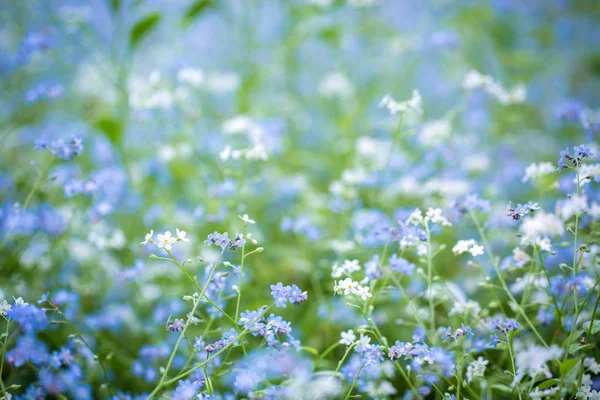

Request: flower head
left=141, top=230, right=154, bottom=245
left=157, top=231, right=176, bottom=251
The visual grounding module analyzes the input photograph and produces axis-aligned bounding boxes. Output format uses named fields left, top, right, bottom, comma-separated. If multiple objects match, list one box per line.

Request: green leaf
left=569, top=343, right=594, bottom=354
left=299, top=346, right=319, bottom=356
left=109, top=0, right=120, bottom=12
left=490, top=384, right=512, bottom=393
left=181, top=0, right=212, bottom=27
left=537, top=379, right=560, bottom=390
left=584, top=320, right=600, bottom=334
left=94, top=117, right=123, bottom=144
left=130, top=12, right=161, bottom=50
left=560, top=358, right=580, bottom=374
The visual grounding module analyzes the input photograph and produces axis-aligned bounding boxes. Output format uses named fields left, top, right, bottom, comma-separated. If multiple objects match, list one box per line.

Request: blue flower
left=537, top=307, right=555, bottom=325
left=167, top=318, right=185, bottom=332
left=7, top=303, right=49, bottom=333
left=193, top=337, right=205, bottom=352
left=488, top=334, right=500, bottom=348
left=270, top=282, right=307, bottom=307
left=388, top=254, right=415, bottom=275
left=412, top=326, right=426, bottom=343
left=441, top=326, right=455, bottom=342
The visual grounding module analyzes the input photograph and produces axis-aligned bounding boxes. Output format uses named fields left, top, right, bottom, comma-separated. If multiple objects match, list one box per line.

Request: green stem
left=425, top=224, right=436, bottom=341
left=535, top=246, right=563, bottom=328
left=505, top=333, right=522, bottom=400
left=234, top=225, right=248, bottom=324
left=469, top=211, right=549, bottom=348
left=158, top=306, right=270, bottom=390
left=0, top=157, right=54, bottom=251
left=0, top=318, right=10, bottom=399
left=344, top=365, right=363, bottom=400
left=147, top=249, right=228, bottom=399
left=183, top=334, right=213, bottom=395
left=45, top=302, right=113, bottom=397
left=166, top=249, right=237, bottom=325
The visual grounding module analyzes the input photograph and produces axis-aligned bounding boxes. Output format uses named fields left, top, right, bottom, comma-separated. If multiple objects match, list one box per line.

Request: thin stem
left=159, top=306, right=270, bottom=390
left=535, top=245, right=563, bottom=328
left=235, top=225, right=248, bottom=323
left=166, top=249, right=237, bottom=325
left=505, top=333, right=522, bottom=400
left=469, top=211, right=549, bottom=348
left=344, top=365, right=363, bottom=400
left=183, top=334, right=213, bottom=395
left=0, top=157, right=54, bottom=251
left=45, top=302, right=114, bottom=397
left=147, top=250, right=227, bottom=399
left=425, top=224, right=436, bottom=340
left=0, top=318, right=10, bottom=399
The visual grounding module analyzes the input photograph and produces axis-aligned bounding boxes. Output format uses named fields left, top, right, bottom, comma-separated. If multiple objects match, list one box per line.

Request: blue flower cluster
left=557, top=145, right=593, bottom=171
left=270, top=282, right=308, bottom=307
left=238, top=308, right=300, bottom=350
left=205, top=231, right=246, bottom=250
left=34, top=136, right=84, bottom=160
left=505, top=201, right=540, bottom=221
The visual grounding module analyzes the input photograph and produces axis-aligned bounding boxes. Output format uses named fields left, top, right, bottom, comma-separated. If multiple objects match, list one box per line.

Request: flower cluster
left=506, top=201, right=540, bottom=221
left=451, top=239, right=484, bottom=257
left=378, top=90, right=423, bottom=115
left=141, top=228, right=189, bottom=250
left=333, top=278, right=372, bottom=301
left=441, top=323, right=474, bottom=343
left=491, top=318, right=523, bottom=335
left=237, top=308, right=300, bottom=350
left=331, top=259, right=361, bottom=278
left=204, top=231, right=246, bottom=250
left=204, top=328, right=239, bottom=353
left=270, top=282, right=308, bottom=307
left=557, top=145, right=593, bottom=171
left=34, top=136, right=84, bottom=160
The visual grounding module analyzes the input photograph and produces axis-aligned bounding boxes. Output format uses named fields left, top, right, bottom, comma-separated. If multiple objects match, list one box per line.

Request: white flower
left=239, top=214, right=256, bottom=225
left=449, top=299, right=481, bottom=317
left=13, top=297, right=27, bottom=306
left=519, top=212, right=564, bottom=242
left=332, top=259, right=361, bottom=278
left=462, top=70, right=525, bottom=105
left=141, top=230, right=154, bottom=245
left=452, top=239, right=474, bottom=255
left=339, top=330, right=356, bottom=346
left=512, top=344, right=563, bottom=386
left=176, top=228, right=189, bottom=242
left=469, top=245, right=484, bottom=257
left=354, top=285, right=372, bottom=301
left=466, top=356, right=488, bottom=383
left=529, top=387, right=544, bottom=399
left=522, top=162, right=555, bottom=183
left=452, top=239, right=482, bottom=257
left=219, top=145, right=232, bottom=161
left=177, top=67, right=204, bottom=87
left=0, top=300, right=11, bottom=316
left=358, top=333, right=371, bottom=347
left=319, top=72, right=354, bottom=98
left=425, top=208, right=452, bottom=226
left=157, top=231, right=176, bottom=251
left=585, top=357, right=600, bottom=374
left=378, top=90, right=423, bottom=116
left=334, top=278, right=359, bottom=296
left=576, top=385, right=593, bottom=399
left=406, top=208, right=424, bottom=226
left=419, top=119, right=452, bottom=147
left=245, top=143, right=269, bottom=161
